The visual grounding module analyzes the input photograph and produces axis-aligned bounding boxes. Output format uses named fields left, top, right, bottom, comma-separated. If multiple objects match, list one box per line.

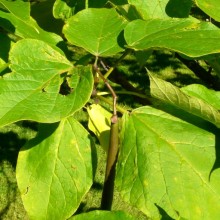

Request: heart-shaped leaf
left=116, top=106, right=220, bottom=219
left=63, top=8, right=127, bottom=57
left=16, top=117, right=94, bottom=220
left=0, top=39, right=93, bottom=127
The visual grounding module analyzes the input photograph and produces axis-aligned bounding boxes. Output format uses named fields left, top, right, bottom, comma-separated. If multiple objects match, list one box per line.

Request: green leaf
left=195, top=0, right=220, bottom=22
left=69, top=210, right=136, bottom=220
left=181, top=84, right=220, bottom=109
left=116, top=106, right=220, bottom=219
left=87, top=104, right=111, bottom=152
left=149, top=73, right=220, bottom=127
left=0, top=0, right=62, bottom=45
left=0, top=39, right=93, bottom=127
left=63, top=8, right=127, bottom=57
left=128, top=0, right=192, bottom=19
left=53, top=0, right=85, bottom=20
left=124, top=19, right=220, bottom=57
left=16, top=117, right=94, bottom=220
left=128, top=0, right=168, bottom=19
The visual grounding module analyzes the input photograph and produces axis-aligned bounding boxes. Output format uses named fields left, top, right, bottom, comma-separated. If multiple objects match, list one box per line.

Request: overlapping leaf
left=149, top=73, right=220, bottom=128
left=128, top=0, right=192, bottom=19
left=116, top=106, right=220, bottom=219
left=16, top=117, right=94, bottom=220
left=195, top=0, right=220, bottom=22
left=124, top=18, right=220, bottom=57
left=87, top=104, right=111, bottom=152
left=0, top=0, right=61, bottom=44
left=0, top=39, right=93, bottom=127
left=69, top=210, right=136, bottom=220
left=181, top=84, right=220, bottom=109
left=63, top=8, right=127, bottom=57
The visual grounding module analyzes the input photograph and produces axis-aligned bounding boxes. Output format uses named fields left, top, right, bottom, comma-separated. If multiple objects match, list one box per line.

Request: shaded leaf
left=0, top=0, right=62, bottom=45
left=87, top=104, right=111, bottom=152
left=124, top=18, right=220, bottom=57
left=149, top=73, right=220, bottom=127
left=116, top=106, right=220, bottom=219
left=0, top=39, right=93, bottom=127
left=53, top=0, right=85, bottom=20
left=69, top=210, right=135, bottom=220
left=63, top=8, right=127, bottom=57
left=195, top=0, right=220, bottom=22
left=16, top=117, right=94, bottom=220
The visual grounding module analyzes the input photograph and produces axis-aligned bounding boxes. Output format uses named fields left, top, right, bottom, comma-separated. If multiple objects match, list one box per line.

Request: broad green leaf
left=195, top=0, right=220, bottom=22
left=116, top=106, right=220, bottom=219
left=181, top=84, right=220, bottom=109
left=16, top=117, right=94, bottom=220
left=87, top=104, right=111, bottom=152
left=124, top=19, right=220, bottom=57
left=69, top=210, right=135, bottom=220
left=149, top=73, right=220, bottom=128
left=128, top=0, right=192, bottom=19
left=0, top=39, right=93, bottom=127
left=0, top=0, right=62, bottom=45
left=63, top=8, right=127, bottom=57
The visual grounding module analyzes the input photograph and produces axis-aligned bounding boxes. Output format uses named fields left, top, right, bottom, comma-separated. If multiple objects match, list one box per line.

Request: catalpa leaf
left=63, top=8, right=127, bottom=57
left=0, top=0, right=61, bottom=45
left=116, top=106, right=220, bottom=219
left=149, top=73, right=220, bottom=128
left=124, top=19, right=220, bottom=57
left=0, top=39, right=93, bottom=127
left=128, top=0, right=192, bottom=19
left=69, top=210, right=136, bottom=220
left=16, top=117, right=94, bottom=220
left=195, top=0, right=220, bottom=22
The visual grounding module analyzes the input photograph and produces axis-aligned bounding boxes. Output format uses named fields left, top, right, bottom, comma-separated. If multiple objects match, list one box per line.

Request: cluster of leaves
left=1, top=0, right=220, bottom=219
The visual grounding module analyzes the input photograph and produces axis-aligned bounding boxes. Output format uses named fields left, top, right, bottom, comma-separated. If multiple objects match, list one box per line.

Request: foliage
left=1, top=0, right=220, bottom=219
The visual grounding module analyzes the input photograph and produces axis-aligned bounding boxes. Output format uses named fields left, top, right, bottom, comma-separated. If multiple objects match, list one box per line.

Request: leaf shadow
left=0, top=131, right=27, bottom=168
left=209, top=129, right=220, bottom=177
left=155, top=204, right=175, bottom=220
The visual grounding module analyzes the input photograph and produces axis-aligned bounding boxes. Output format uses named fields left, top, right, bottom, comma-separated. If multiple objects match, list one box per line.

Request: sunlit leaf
left=0, top=39, right=93, bottom=127
left=0, top=0, right=61, bottom=44
left=87, top=104, right=111, bottom=152
left=128, top=0, right=192, bottom=19
left=116, top=106, right=220, bottom=219
left=63, top=8, right=127, bottom=57
left=195, top=0, right=220, bottom=22
left=16, top=117, right=94, bottom=220
left=149, top=73, right=220, bottom=127
left=124, top=18, right=220, bottom=57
